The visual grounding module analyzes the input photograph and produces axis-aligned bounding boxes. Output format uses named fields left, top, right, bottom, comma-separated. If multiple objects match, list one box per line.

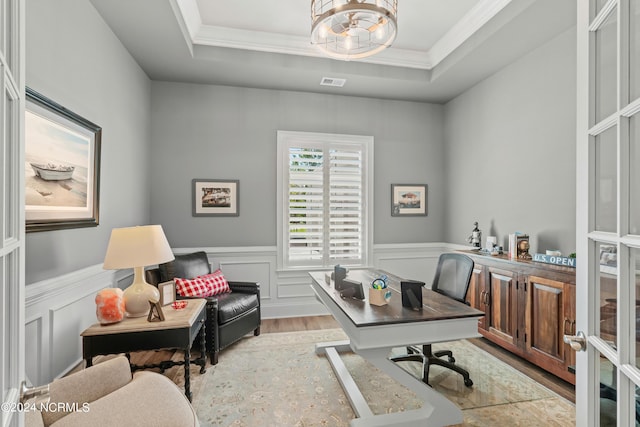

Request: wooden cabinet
left=462, top=251, right=576, bottom=384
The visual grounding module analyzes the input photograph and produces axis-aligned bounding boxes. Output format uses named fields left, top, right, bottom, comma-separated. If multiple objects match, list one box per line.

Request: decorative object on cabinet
left=516, top=234, right=532, bottom=260
left=533, top=253, right=577, bottom=268
left=102, top=225, right=175, bottom=318
left=25, top=87, right=102, bottom=232
left=192, top=179, right=239, bottom=217
left=391, top=184, right=427, bottom=216
left=467, top=221, right=482, bottom=248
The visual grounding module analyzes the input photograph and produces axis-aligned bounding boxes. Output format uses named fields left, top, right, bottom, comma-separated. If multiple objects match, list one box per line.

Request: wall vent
left=320, top=77, right=346, bottom=87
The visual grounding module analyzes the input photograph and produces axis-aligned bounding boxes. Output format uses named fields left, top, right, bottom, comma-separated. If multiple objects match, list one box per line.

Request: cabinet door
left=527, top=275, right=566, bottom=364
left=486, top=267, right=518, bottom=347
left=468, top=264, right=486, bottom=330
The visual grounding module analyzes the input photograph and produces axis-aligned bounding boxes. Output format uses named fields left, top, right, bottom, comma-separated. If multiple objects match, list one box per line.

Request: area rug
left=169, top=329, right=575, bottom=427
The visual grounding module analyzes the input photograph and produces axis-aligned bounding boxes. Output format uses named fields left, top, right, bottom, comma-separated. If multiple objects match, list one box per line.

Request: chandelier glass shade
left=311, top=0, right=398, bottom=60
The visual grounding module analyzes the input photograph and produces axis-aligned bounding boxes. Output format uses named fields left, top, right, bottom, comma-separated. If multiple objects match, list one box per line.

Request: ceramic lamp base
left=123, top=266, right=160, bottom=317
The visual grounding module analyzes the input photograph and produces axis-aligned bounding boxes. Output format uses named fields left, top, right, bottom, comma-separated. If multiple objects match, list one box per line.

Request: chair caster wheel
left=464, top=378, right=473, bottom=387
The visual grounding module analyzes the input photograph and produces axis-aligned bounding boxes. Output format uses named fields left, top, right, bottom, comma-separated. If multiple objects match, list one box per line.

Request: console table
left=81, top=298, right=207, bottom=401
left=310, top=269, right=483, bottom=427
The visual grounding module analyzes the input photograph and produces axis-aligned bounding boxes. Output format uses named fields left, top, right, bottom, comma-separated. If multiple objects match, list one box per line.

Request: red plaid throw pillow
left=174, top=269, right=231, bottom=298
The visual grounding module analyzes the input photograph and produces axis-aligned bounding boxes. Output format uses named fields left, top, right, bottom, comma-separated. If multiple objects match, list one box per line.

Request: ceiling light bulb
left=319, top=24, right=328, bottom=39
left=344, top=36, right=352, bottom=50
left=375, top=25, right=386, bottom=40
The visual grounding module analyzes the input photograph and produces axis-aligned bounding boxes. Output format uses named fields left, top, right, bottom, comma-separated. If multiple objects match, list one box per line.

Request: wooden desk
left=81, top=299, right=207, bottom=401
left=310, top=269, right=484, bottom=427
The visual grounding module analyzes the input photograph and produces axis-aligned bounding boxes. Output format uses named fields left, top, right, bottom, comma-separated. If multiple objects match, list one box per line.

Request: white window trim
left=276, top=130, right=374, bottom=271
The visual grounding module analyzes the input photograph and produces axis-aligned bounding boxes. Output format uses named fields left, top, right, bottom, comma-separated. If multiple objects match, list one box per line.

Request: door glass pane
left=4, top=88, right=16, bottom=240
left=599, top=242, right=618, bottom=348
left=594, top=7, right=618, bottom=124
left=631, top=0, right=640, bottom=102
left=634, top=248, right=640, bottom=370
left=632, top=114, right=640, bottom=235
left=595, top=126, right=618, bottom=232
left=595, top=0, right=609, bottom=16
left=600, top=355, right=618, bottom=426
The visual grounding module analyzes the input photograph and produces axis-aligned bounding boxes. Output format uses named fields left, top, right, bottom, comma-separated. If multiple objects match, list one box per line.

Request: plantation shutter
left=278, top=131, right=372, bottom=270
left=329, top=148, right=363, bottom=262
left=288, top=146, right=325, bottom=263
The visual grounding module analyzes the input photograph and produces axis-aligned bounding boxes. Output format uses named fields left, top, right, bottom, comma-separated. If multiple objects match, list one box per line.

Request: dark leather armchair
left=146, top=251, right=260, bottom=365
left=391, top=253, right=475, bottom=387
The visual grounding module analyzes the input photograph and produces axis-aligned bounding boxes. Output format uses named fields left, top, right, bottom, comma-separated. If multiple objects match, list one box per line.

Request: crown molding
left=173, top=0, right=512, bottom=70
left=428, top=0, right=512, bottom=66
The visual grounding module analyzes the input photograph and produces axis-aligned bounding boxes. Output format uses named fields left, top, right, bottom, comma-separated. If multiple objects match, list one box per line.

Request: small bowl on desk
left=172, top=301, right=188, bottom=310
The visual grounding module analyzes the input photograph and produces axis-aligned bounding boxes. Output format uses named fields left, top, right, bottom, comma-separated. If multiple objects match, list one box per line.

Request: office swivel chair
left=391, top=253, right=475, bottom=387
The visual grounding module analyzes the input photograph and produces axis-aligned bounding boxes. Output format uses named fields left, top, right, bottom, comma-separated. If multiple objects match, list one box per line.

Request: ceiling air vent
left=320, top=77, right=346, bottom=87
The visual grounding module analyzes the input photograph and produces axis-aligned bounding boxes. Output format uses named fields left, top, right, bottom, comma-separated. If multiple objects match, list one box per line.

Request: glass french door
left=575, top=0, right=640, bottom=425
left=0, top=0, right=25, bottom=426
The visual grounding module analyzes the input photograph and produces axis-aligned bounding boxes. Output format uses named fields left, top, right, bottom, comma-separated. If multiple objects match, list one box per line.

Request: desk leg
left=184, top=347, right=192, bottom=402
left=316, top=341, right=462, bottom=427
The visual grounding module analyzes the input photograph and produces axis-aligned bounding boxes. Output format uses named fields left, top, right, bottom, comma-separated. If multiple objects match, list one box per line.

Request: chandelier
left=311, top=0, right=398, bottom=60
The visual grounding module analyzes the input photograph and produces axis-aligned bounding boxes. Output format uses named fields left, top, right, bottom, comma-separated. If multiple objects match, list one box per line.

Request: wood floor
left=90, top=315, right=575, bottom=404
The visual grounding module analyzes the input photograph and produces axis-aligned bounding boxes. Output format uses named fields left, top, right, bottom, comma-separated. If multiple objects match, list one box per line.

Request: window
left=277, top=131, right=373, bottom=270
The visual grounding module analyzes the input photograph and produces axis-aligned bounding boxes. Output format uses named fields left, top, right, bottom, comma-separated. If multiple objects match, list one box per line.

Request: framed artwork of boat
left=391, top=184, right=428, bottom=216
left=192, top=179, right=239, bottom=217
left=25, top=87, right=102, bottom=232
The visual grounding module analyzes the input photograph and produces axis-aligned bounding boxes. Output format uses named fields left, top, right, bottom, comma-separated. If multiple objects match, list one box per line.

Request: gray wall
left=25, top=0, right=152, bottom=284
left=443, top=28, right=577, bottom=255
left=23, top=1, right=578, bottom=284
left=149, top=83, right=446, bottom=247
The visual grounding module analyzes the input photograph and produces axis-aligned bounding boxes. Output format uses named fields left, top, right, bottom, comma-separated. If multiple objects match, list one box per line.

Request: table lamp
left=103, top=225, right=175, bottom=317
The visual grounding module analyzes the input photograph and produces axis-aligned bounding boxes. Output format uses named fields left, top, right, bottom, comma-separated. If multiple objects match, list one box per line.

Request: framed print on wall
left=391, top=184, right=428, bottom=216
left=25, top=87, right=102, bottom=232
left=192, top=179, right=239, bottom=217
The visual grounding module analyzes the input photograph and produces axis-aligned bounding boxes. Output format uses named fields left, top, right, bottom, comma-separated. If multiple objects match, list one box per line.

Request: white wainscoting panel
left=25, top=243, right=462, bottom=383
left=373, top=243, right=452, bottom=287
left=25, top=265, right=127, bottom=385
left=49, top=292, right=98, bottom=378
left=24, top=318, right=42, bottom=386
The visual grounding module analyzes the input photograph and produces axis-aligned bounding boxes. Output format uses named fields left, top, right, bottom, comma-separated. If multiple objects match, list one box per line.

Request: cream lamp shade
left=103, top=225, right=174, bottom=317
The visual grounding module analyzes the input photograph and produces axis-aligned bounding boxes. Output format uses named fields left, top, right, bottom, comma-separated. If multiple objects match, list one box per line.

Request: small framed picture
left=192, top=179, right=239, bottom=217
left=158, top=281, right=176, bottom=306
left=391, top=184, right=428, bottom=216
